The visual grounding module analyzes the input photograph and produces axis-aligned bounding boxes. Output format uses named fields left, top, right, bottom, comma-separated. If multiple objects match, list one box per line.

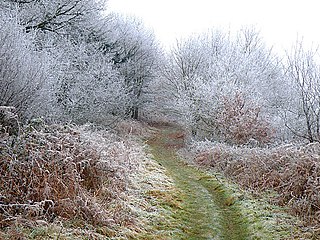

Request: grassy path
left=147, top=124, right=250, bottom=240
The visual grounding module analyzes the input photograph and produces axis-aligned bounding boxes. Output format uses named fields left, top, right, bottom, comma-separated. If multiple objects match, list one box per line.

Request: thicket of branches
left=156, top=28, right=320, bottom=144
left=2, top=0, right=320, bottom=143
left=0, top=15, right=50, bottom=119
left=0, top=0, right=161, bottom=123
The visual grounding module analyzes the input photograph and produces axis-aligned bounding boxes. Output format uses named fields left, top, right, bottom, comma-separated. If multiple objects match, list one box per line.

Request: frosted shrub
left=0, top=15, right=50, bottom=119
left=51, top=39, right=130, bottom=124
left=0, top=123, right=142, bottom=227
left=211, top=93, right=274, bottom=145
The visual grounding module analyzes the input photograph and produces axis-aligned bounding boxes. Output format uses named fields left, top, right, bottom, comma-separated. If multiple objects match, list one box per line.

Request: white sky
left=106, top=0, right=320, bottom=53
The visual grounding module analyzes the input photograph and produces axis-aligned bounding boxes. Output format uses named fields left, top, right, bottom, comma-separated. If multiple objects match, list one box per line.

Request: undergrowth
left=0, top=120, right=173, bottom=239
left=191, top=140, right=320, bottom=236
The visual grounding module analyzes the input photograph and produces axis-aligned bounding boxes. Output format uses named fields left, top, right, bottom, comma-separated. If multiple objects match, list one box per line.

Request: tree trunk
left=131, top=106, right=139, bottom=120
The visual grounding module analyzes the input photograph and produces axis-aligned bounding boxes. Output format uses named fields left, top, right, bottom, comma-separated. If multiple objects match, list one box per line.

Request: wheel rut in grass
left=147, top=124, right=250, bottom=240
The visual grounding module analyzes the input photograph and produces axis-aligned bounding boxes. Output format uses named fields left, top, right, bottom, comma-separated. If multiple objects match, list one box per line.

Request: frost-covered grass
left=3, top=119, right=318, bottom=239
left=189, top=140, right=320, bottom=238
left=148, top=123, right=303, bottom=239
left=211, top=173, right=306, bottom=239
left=147, top=124, right=252, bottom=239
left=0, top=121, right=174, bottom=239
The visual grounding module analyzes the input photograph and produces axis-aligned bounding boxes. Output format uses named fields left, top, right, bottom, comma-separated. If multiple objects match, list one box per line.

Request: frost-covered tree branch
left=2, top=0, right=105, bottom=34
left=0, top=15, right=51, bottom=119
left=106, top=15, right=162, bottom=119
left=284, top=41, right=320, bottom=142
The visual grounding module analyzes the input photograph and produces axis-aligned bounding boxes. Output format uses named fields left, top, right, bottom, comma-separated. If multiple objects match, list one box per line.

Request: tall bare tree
left=107, top=15, right=162, bottom=119
left=284, top=41, right=320, bottom=142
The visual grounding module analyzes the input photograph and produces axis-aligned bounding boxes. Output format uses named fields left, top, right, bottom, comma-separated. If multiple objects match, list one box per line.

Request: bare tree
left=158, top=28, right=281, bottom=143
left=107, top=15, right=162, bottom=119
left=2, top=0, right=105, bottom=34
left=284, top=41, right=320, bottom=142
